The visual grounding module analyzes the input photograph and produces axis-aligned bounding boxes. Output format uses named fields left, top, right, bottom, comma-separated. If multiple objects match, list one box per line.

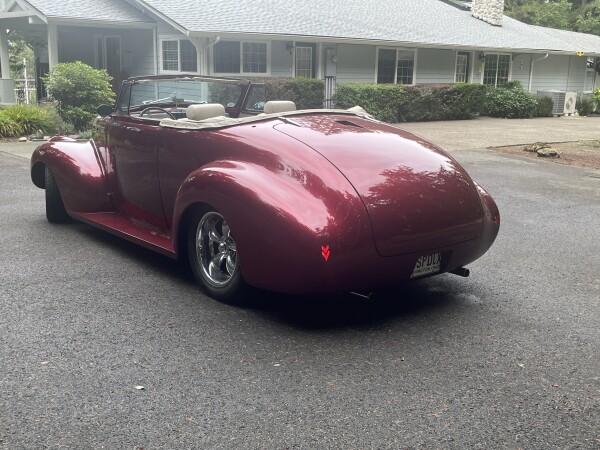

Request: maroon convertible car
left=31, top=75, right=499, bottom=304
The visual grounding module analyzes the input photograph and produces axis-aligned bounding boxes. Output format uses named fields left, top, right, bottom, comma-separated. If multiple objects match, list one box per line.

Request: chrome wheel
left=195, top=211, right=238, bottom=287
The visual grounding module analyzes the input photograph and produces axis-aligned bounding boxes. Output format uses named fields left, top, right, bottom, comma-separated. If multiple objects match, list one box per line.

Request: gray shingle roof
left=26, top=0, right=153, bottom=24
left=138, top=0, right=600, bottom=54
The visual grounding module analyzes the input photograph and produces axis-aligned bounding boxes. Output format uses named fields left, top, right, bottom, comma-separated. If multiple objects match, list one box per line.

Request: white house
left=1, top=0, right=600, bottom=104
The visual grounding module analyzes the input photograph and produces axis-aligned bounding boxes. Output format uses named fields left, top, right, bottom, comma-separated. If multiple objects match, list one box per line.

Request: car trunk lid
left=274, top=114, right=485, bottom=256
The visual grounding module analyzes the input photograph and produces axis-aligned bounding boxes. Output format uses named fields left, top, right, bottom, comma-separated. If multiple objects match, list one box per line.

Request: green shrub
left=481, top=83, right=538, bottom=118
left=576, top=94, right=595, bottom=116
left=334, top=83, right=406, bottom=122
left=398, top=84, right=488, bottom=121
left=0, top=104, right=55, bottom=135
left=38, top=102, right=76, bottom=135
left=262, top=77, right=325, bottom=109
left=0, top=114, right=22, bottom=137
left=449, top=83, right=489, bottom=116
left=334, top=83, right=487, bottom=122
left=43, top=61, right=115, bottom=131
left=536, top=96, right=554, bottom=117
left=592, top=86, right=600, bottom=109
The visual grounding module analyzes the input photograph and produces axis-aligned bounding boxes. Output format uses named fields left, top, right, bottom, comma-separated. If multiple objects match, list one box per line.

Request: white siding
left=57, top=26, right=154, bottom=77
left=566, top=56, right=587, bottom=92
left=416, top=48, right=455, bottom=84
left=271, top=40, right=293, bottom=77
left=58, top=28, right=95, bottom=66
left=511, top=54, right=532, bottom=88
left=336, top=44, right=376, bottom=83
left=531, top=55, right=572, bottom=92
left=122, top=29, right=155, bottom=77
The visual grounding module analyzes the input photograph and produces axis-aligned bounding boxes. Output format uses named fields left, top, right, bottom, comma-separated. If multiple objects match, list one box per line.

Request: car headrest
left=264, top=101, right=297, bottom=114
left=186, top=103, right=226, bottom=121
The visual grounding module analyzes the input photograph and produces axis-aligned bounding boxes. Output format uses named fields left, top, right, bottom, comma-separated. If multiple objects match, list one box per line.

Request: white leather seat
left=264, top=101, right=297, bottom=114
left=186, top=103, right=226, bottom=121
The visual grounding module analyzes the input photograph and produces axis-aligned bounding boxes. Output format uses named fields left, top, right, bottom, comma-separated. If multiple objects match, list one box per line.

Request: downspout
left=565, top=55, right=572, bottom=91
left=153, top=26, right=158, bottom=75
left=201, top=36, right=220, bottom=76
left=529, top=53, right=549, bottom=93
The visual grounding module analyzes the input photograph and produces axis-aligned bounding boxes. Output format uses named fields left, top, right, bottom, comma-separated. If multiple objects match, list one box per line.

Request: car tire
left=187, top=208, right=248, bottom=305
left=45, top=166, right=70, bottom=223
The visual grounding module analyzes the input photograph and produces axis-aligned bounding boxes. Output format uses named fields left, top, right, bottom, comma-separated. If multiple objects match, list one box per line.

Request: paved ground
left=398, top=115, right=600, bottom=150
left=4, top=115, right=600, bottom=159
left=1, top=130, right=599, bottom=447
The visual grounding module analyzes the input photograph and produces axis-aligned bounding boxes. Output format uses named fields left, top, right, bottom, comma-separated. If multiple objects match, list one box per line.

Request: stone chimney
left=471, top=0, right=504, bottom=26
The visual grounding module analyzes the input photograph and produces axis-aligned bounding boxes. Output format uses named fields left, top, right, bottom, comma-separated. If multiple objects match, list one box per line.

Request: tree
left=505, top=0, right=600, bottom=35
left=43, top=62, right=115, bottom=131
left=575, top=0, right=600, bottom=33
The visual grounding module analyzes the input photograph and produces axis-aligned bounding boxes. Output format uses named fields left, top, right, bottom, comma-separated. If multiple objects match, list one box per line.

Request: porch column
left=0, top=27, right=10, bottom=78
left=47, top=23, right=58, bottom=68
left=0, top=26, right=15, bottom=103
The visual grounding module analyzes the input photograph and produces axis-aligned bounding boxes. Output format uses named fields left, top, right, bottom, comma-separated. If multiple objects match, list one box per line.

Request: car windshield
left=128, top=79, right=244, bottom=111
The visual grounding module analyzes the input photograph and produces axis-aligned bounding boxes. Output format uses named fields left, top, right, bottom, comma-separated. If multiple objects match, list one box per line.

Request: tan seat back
left=186, top=103, right=226, bottom=121
left=264, top=101, right=297, bottom=114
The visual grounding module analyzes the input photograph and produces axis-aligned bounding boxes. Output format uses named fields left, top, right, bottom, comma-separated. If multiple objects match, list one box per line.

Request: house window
left=242, top=42, right=267, bottom=73
left=455, top=51, right=471, bottom=83
left=214, top=41, right=241, bottom=73
left=585, top=57, right=597, bottom=92
left=483, top=54, right=510, bottom=86
left=161, top=39, right=198, bottom=73
left=295, top=46, right=313, bottom=78
left=376, top=48, right=415, bottom=85
left=213, top=41, right=269, bottom=75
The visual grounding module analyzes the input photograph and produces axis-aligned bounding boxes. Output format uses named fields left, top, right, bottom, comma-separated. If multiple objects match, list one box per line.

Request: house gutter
left=529, top=53, right=549, bottom=93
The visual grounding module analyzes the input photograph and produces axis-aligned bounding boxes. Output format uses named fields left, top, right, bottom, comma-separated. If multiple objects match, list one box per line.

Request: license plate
left=410, top=253, right=441, bottom=278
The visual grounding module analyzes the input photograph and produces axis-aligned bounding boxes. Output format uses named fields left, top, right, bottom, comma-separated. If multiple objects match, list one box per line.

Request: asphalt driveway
left=4, top=115, right=600, bottom=159
left=1, top=123, right=599, bottom=448
left=398, top=115, right=600, bottom=150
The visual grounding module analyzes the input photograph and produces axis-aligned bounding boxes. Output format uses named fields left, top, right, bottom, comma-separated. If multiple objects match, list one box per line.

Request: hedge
left=332, top=83, right=406, bottom=122
left=480, top=82, right=538, bottom=119
left=334, top=81, right=549, bottom=122
left=254, top=77, right=325, bottom=110
left=334, top=83, right=487, bottom=122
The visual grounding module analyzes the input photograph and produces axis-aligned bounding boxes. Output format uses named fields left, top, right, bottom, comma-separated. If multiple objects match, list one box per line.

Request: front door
left=295, top=44, right=316, bottom=78
left=105, top=37, right=122, bottom=93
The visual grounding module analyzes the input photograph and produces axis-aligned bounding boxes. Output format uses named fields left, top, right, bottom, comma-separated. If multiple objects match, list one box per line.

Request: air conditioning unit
left=563, top=92, right=577, bottom=114
left=536, top=90, right=578, bottom=115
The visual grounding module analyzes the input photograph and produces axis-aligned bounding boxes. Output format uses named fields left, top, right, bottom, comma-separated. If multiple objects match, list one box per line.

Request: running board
left=70, top=211, right=176, bottom=259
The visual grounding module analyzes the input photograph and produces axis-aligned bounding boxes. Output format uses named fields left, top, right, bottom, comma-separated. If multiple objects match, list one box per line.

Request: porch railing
left=324, top=76, right=336, bottom=109
left=14, top=78, right=37, bottom=104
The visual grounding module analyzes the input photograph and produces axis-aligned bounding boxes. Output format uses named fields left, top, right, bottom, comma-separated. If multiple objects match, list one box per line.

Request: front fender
left=172, top=160, right=375, bottom=294
left=31, top=139, right=113, bottom=213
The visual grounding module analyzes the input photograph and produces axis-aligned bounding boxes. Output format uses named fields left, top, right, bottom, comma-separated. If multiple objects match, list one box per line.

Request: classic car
left=31, top=75, right=500, bottom=304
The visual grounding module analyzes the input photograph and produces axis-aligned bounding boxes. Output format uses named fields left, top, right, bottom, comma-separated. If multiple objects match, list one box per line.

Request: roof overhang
left=47, top=17, right=156, bottom=30
left=125, top=0, right=187, bottom=35
left=187, top=31, right=600, bottom=57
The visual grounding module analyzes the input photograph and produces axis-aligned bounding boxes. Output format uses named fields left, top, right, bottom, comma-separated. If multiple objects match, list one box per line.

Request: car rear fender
left=30, top=138, right=113, bottom=213
left=172, top=160, right=375, bottom=292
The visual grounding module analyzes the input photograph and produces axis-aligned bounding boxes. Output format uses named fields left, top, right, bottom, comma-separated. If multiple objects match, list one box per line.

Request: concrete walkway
left=2, top=115, right=600, bottom=160
left=397, top=115, right=600, bottom=150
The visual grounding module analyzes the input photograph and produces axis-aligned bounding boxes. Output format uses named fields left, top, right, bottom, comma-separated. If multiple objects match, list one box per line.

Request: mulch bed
left=491, top=141, right=600, bottom=170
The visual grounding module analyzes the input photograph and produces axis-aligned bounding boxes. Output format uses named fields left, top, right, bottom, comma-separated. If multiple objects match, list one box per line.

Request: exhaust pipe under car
left=450, top=267, right=470, bottom=277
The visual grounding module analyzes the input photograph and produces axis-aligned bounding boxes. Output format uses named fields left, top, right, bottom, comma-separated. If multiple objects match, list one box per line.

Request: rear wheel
left=187, top=209, right=248, bottom=305
left=45, top=166, right=70, bottom=223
